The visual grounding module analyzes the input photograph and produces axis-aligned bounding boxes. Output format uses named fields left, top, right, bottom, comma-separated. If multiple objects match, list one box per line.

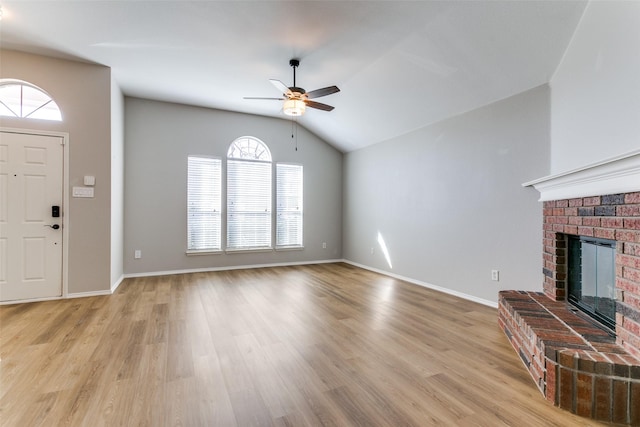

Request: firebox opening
left=567, top=235, right=616, bottom=334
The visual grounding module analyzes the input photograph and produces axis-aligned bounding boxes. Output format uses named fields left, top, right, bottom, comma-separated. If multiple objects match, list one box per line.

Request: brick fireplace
left=498, top=152, right=640, bottom=425
left=541, top=192, right=640, bottom=356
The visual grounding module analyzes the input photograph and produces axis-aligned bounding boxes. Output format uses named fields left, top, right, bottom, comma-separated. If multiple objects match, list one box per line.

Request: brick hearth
left=499, top=290, right=640, bottom=424
left=499, top=191, right=640, bottom=424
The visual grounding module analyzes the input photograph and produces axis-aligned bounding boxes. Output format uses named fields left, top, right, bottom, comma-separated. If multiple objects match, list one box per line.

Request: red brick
left=564, top=225, right=578, bottom=235
left=623, top=293, right=640, bottom=314
left=553, top=224, right=565, bottom=232
left=553, top=208, right=565, bottom=216
left=558, top=367, right=574, bottom=410
left=556, top=199, right=569, bottom=208
left=631, top=382, right=640, bottom=425
left=568, top=216, right=582, bottom=226
left=626, top=344, right=640, bottom=359
left=618, top=328, right=640, bottom=350
left=594, top=228, right=616, bottom=239
left=569, top=198, right=583, bottom=207
left=584, top=196, right=601, bottom=206
left=625, top=242, right=640, bottom=256
left=583, top=217, right=601, bottom=227
left=623, top=266, right=640, bottom=282
left=617, top=277, right=640, bottom=295
left=545, top=362, right=557, bottom=403
left=618, top=205, right=640, bottom=217
left=625, top=192, right=640, bottom=204
left=593, top=377, right=612, bottom=422
left=601, top=217, right=624, bottom=228
left=612, top=379, right=628, bottom=424
left=624, top=218, right=640, bottom=230
left=564, top=207, right=578, bottom=216
left=544, top=201, right=555, bottom=208
left=622, top=316, right=640, bottom=336
left=578, top=226, right=595, bottom=237
left=617, top=229, right=640, bottom=243
left=618, top=254, right=640, bottom=269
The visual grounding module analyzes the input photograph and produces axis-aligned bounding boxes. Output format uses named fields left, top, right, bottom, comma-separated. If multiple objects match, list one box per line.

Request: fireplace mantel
left=523, top=149, right=640, bottom=201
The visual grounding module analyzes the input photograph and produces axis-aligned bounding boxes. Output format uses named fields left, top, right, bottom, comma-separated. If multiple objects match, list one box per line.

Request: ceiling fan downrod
left=288, top=59, right=306, bottom=95
left=290, top=59, right=299, bottom=89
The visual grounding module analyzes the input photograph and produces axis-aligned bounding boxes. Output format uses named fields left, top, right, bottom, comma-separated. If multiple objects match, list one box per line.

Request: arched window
left=227, top=137, right=272, bottom=250
left=0, top=79, right=62, bottom=121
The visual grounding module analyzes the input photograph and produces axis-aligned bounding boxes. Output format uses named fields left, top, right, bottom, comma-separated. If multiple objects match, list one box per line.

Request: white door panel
left=0, top=131, right=63, bottom=301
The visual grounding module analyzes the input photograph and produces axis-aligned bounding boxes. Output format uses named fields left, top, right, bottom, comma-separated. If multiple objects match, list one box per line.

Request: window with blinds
left=187, top=156, right=221, bottom=252
left=227, top=137, right=272, bottom=250
left=277, top=163, right=303, bottom=248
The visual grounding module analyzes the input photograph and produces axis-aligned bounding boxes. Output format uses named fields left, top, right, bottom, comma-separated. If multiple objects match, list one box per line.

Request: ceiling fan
left=244, top=59, right=340, bottom=117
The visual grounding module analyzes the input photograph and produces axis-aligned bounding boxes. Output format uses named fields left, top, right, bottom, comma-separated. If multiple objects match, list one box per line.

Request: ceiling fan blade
left=305, top=100, right=335, bottom=111
left=243, top=97, right=285, bottom=100
left=305, top=85, right=340, bottom=99
left=269, top=79, right=292, bottom=96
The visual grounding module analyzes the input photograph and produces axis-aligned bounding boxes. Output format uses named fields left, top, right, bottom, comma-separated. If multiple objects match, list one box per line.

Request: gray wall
left=124, top=97, right=342, bottom=274
left=550, top=1, right=640, bottom=173
left=0, top=50, right=113, bottom=295
left=343, top=85, right=550, bottom=304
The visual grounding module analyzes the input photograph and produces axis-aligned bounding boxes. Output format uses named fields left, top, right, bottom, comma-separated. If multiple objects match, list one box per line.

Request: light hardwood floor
left=1, top=263, right=608, bottom=426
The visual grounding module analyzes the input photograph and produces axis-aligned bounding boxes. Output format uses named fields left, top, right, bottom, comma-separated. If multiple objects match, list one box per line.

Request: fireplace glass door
left=567, top=236, right=616, bottom=331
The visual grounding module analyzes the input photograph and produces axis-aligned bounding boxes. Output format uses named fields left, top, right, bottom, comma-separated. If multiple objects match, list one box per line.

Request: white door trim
left=1, top=126, right=70, bottom=303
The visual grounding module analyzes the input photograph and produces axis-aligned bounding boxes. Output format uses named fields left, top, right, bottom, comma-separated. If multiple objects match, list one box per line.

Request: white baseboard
left=343, top=260, right=498, bottom=309
left=66, top=289, right=112, bottom=299
left=5, top=260, right=496, bottom=309
left=111, top=274, right=125, bottom=293
left=123, top=258, right=345, bottom=279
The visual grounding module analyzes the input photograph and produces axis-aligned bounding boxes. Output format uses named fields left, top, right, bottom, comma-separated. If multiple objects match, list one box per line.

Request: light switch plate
left=73, top=186, right=94, bottom=198
left=83, top=175, right=96, bottom=186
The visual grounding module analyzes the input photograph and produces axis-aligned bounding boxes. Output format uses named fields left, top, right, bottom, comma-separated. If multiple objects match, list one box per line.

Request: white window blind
left=227, top=159, right=272, bottom=250
left=187, top=156, right=221, bottom=251
left=277, top=164, right=303, bottom=247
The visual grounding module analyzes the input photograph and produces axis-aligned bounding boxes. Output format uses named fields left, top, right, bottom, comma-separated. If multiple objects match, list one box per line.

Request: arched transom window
left=0, top=79, right=62, bottom=121
left=227, top=136, right=272, bottom=161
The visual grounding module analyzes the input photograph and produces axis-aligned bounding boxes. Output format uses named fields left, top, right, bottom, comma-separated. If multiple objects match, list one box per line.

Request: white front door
left=0, top=131, right=64, bottom=302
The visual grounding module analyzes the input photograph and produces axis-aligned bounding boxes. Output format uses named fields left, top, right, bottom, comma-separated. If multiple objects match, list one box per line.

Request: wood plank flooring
left=0, top=263, right=608, bottom=426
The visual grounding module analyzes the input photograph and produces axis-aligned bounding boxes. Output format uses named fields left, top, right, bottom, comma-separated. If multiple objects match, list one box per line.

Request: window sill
left=186, top=249, right=223, bottom=256
left=225, top=247, right=273, bottom=254
left=275, top=246, right=304, bottom=251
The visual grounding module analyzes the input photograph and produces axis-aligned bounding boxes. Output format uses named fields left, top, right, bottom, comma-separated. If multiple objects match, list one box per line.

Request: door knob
left=45, top=224, right=60, bottom=230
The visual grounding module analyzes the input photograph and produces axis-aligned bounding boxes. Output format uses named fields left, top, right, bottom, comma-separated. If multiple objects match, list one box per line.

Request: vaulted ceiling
left=0, top=1, right=587, bottom=152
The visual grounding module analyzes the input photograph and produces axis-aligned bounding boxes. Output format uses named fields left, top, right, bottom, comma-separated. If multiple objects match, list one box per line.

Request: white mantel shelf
left=522, top=149, right=640, bottom=202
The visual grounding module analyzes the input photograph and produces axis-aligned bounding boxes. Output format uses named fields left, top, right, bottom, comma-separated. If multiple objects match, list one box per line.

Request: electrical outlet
left=134, top=250, right=142, bottom=259
left=491, top=270, right=499, bottom=281
left=322, top=242, right=327, bottom=249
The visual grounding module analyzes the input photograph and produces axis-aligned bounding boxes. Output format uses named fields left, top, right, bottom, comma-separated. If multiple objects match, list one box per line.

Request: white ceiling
left=0, top=1, right=587, bottom=152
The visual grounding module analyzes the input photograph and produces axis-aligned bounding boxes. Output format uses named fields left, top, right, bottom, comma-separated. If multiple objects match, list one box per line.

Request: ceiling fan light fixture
left=283, top=99, right=306, bottom=116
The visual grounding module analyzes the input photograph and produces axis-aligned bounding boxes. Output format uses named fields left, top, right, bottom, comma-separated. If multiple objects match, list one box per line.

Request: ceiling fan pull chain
left=291, top=116, right=298, bottom=151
